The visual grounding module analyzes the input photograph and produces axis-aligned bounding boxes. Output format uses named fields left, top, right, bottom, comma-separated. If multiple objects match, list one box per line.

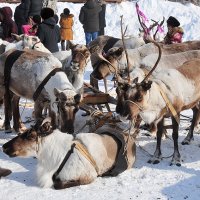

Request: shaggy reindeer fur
left=3, top=121, right=136, bottom=189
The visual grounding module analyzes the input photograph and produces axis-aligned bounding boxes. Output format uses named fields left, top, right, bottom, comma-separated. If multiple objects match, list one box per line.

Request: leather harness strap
left=158, top=85, right=180, bottom=124
left=33, top=68, right=63, bottom=101
left=4, top=50, right=24, bottom=90
left=52, top=141, right=98, bottom=183
left=74, top=141, right=99, bottom=173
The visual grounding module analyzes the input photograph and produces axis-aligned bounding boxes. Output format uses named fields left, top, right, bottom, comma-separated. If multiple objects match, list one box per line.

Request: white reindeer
left=3, top=119, right=136, bottom=189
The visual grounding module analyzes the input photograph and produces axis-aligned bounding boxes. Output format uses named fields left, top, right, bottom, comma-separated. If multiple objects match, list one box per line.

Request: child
left=59, top=8, right=74, bottom=51
left=164, top=16, right=184, bottom=44
left=22, top=15, right=41, bottom=36
left=0, top=6, right=18, bottom=42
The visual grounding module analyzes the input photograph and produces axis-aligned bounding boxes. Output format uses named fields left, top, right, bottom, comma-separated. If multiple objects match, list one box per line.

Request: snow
left=1, top=0, right=200, bottom=199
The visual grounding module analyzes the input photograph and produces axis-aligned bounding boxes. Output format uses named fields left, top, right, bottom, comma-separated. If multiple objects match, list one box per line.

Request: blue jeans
left=85, top=32, right=99, bottom=45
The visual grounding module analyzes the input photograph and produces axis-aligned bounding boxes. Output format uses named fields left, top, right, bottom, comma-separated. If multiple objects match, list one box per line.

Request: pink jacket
left=22, top=25, right=36, bottom=36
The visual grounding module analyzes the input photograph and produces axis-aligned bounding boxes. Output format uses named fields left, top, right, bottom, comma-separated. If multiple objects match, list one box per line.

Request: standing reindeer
left=121, top=41, right=200, bottom=166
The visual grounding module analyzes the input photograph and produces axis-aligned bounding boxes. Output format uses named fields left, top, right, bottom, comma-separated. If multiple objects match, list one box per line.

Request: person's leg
left=66, top=40, right=70, bottom=50
left=61, top=40, right=65, bottom=51
left=99, top=28, right=104, bottom=36
left=85, top=32, right=92, bottom=46
left=91, top=32, right=99, bottom=41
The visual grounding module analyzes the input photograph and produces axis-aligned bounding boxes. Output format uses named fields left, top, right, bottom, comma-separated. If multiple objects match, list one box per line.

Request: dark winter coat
left=37, top=17, right=60, bottom=53
left=79, top=0, right=102, bottom=32
left=0, top=7, right=18, bottom=42
left=99, top=4, right=106, bottom=29
left=14, top=0, right=43, bottom=34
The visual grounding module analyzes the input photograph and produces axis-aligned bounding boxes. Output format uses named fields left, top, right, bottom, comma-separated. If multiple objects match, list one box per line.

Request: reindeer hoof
left=147, top=158, right=160, bottom=164
left=5, top=129, right=12, bottom=133
left=170, top=157, right=181, bottom=166
left=181, top=138, right=194, bottom=145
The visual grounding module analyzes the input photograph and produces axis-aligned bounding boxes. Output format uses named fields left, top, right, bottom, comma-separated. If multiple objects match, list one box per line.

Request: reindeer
left=0, top=35, right=90, bottom=133
left=88, top=34, right=145, bottom=91
left=120, top=41, right=200, bottom=166
left=0, top=49, right=81, bottom=134
left=3, top=118, right=136, bottom=189
left=91, top=40, right=200, bottom=83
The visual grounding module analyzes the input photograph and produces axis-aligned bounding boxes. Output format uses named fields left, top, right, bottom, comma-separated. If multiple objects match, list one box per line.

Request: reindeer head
left=3, top=119, right=53, bottom=158
left=91, top=47, right=124, bottom=80
left=11, top=34, right=51, bottom=53
left=69, top=42, right=90, bottom=73
left=123, top=78, right=152, bottom=119
left=54, top=88, right=82, bottom=134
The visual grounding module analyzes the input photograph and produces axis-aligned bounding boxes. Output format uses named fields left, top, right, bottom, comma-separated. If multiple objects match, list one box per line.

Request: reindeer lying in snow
left=0, top=49, right=81, bottom=134
left=3, top=119, right=136, bottom=189
left=121, top=56, right=200, bottom=166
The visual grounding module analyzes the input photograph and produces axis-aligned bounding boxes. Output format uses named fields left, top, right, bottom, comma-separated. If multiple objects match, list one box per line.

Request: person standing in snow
left=98, top=0, right=106, bottom=36
left=163, top=16, right=184, bottom=44
left=59, top=8, right=74, bottom=51
left=0, top=7, right=18, bottom=42
left=14, top=0, right=43, bottom=34
left=37, top=7, right=60, bottom=53
left=79, top=0, right=102, bottom=45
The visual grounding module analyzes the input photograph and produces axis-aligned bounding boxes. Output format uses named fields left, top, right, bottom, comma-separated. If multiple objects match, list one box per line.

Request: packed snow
left=0, top=0, right=200, bottom=200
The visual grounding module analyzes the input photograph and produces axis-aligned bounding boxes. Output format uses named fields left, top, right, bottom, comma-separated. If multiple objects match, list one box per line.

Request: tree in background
left=42, top=0, right=58, bottom=13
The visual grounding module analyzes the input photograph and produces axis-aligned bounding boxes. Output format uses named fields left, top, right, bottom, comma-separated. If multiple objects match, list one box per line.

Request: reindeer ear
left=54, top=88, right=61, bottom=98
left=74, top=94, right=82, bottom=104
left=132, top=77, right=139, bottom=84
left=141, top=81, right=152, bottom=91
left=11, top=33, right=24, bottom=41
left=115, top=47, right=124, bottom=56
left=68, top=41, right=75, bottom=49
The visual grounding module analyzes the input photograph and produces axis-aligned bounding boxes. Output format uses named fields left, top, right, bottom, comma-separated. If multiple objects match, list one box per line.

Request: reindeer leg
left=12, top=95, right=26, bottom=133
left=103, top=77, right=108, bottom=93
left=90, top=74, right=99, bottom=90
left=148, top=118, right=163, bottom=164
left=170, top=115, right=181, bottom=166
left=4, top=91, right=12, bottom=133
left=182, top=106, right=199, bottom=145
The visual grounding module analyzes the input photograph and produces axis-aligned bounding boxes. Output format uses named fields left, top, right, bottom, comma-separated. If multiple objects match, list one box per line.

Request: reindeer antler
left=142, top=38, right=162, bottom=82
left=120, top=15, right=131, bottom=84
left=153, top=17, right=165, bottom=40
left=136, top=3, right=148, bottom=35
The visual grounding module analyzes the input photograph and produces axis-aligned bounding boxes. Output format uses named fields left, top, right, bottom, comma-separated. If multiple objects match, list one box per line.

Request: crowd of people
left=0, top=0, right=107, bottom=52
left=0, top=0, right=184, bottom=53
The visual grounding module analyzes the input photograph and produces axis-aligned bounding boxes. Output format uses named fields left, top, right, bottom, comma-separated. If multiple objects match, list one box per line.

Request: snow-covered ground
left=1, top=0, right=200, bottom=199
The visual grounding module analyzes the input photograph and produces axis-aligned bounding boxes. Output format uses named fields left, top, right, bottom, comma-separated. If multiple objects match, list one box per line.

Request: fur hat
left=167, top=16, right=180, bottom=27
left=32, top=15, right=41, bottom=24
left=64, top=8, right=70, bottom=16
left=41, top=8, right=54, bottom=20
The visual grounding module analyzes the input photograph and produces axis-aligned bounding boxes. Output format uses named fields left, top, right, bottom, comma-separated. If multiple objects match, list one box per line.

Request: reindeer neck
left=38, top=133, right=72, bottom=168
left=139, top=81, right=166, bottom=124
left=72, top=72, right=84, bottom=91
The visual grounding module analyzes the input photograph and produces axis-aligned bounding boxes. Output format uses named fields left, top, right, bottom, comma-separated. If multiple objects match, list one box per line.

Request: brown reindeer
left=122, top=53, right=200, bottom=166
